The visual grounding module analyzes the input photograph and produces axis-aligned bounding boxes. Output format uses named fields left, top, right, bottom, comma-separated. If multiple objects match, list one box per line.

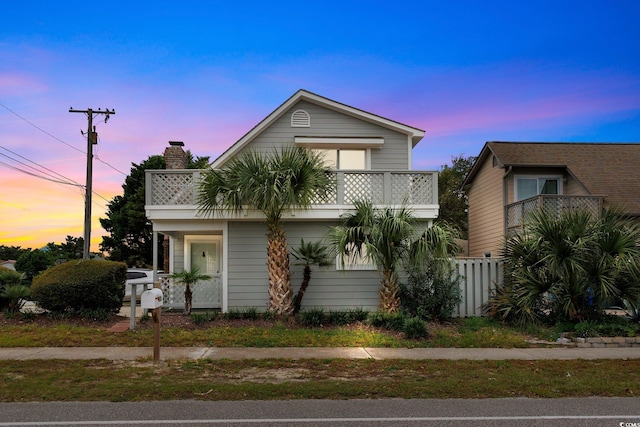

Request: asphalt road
left=1, top=398, right=639, bottom=426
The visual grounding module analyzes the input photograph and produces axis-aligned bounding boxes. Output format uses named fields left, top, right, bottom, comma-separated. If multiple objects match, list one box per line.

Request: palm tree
left=198, top=146, right=334, bottom=315
left=490, top=208, right=640, bottom=324
left=330, top=200, right=460, bottom=312
left=290, top=238, right=332, bottom=313
left=170, top=268, right=212, bottom=315
left=328, top=200, right=414, bottom=312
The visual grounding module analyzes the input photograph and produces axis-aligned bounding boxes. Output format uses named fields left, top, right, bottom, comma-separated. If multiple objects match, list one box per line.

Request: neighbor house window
left=515, top=176, right=562, bottom=201
left=336, top=242, right=376, bottom=271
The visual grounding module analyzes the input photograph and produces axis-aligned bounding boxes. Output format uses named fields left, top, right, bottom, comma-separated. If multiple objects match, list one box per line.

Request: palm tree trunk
left=293, top=265, right=311, bottom=313
left=378, top=269, right=400, bottom=313
left=266, top=224, right=294, bottom=315
left=184, top=284, right=192, bottom=315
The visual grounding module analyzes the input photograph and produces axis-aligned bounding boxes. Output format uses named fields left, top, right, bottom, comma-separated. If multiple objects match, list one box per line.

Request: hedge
left=31, top=260, right=127, bottom=313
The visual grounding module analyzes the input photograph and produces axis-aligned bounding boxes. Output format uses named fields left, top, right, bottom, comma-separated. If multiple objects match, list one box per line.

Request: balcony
left=145, top=169, right=438, bottom=220
left=505, top=194, right=604, bottom=234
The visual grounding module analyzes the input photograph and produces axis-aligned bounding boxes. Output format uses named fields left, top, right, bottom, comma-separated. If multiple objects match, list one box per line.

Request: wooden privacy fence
left=453, top=258, right=503, bottom=317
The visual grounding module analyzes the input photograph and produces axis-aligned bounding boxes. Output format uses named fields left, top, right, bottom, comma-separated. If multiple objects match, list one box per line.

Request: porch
left=505, top=194, right=604, bottom=234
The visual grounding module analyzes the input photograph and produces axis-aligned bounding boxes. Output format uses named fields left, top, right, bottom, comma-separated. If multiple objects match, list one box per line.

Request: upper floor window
left=515, top=176, right=562, bottom=201
left=312, top=149, right=367, bottom=170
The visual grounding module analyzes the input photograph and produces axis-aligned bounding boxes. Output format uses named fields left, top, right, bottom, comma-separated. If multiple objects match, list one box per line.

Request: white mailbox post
left=141, top=288, right=163, bottom=363
left=129, top=283, right=153, bottom=331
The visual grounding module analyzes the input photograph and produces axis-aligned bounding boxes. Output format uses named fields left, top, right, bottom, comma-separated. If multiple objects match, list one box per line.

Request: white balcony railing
left=146, top=169, right=438, bottom=208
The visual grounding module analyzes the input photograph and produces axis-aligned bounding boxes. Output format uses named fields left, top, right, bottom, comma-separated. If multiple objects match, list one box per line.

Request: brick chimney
left=164, top=141, right=187, bottom=169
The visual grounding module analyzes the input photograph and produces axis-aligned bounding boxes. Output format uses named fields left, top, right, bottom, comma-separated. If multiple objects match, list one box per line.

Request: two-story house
left=145, top=90, right=439, bottom=312
left=463, top=141, right=640, bottom=258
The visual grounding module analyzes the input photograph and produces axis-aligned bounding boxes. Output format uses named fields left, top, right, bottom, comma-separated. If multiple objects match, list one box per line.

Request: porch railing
left=505, top=194, right=604, bottom=234
left=158, top=274, right=222, bottom=309
left=146, top=169, right=438, bottom=207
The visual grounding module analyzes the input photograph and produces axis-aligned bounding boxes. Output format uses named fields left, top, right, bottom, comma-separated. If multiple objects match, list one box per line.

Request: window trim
left=294, top=136, right=383, bottom=149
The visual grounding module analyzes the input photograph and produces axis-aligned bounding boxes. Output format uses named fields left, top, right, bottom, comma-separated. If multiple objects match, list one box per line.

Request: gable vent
left=291, top=109, right=310, bottom=127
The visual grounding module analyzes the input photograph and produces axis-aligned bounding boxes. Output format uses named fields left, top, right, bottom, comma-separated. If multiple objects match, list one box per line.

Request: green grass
left=0, top=317, right=540, bottom=348
left=0, top=315, right=544, bottom=348
left=1, top=358, right=638, bottom=401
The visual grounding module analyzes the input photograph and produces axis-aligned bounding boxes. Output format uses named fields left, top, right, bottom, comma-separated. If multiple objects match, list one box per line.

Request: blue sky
left=1, top=0, right=639, bottom=250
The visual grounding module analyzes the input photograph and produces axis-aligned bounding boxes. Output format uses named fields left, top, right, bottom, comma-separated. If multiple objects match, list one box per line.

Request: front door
left=185, top=237, right=222, bottom=309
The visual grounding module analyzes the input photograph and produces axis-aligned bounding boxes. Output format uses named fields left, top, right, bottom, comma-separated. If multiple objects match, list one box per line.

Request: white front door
left=184, top=236, right=222, bottom=309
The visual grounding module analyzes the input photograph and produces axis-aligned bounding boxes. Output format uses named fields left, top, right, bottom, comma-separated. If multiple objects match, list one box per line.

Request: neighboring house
left=463, top=141, right=640, bottom=258
left=145, top=89, right=439, bottom=312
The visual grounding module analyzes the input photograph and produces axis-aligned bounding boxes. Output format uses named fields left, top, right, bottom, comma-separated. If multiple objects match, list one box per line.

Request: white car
left=124, top=269, right=156, bottom=301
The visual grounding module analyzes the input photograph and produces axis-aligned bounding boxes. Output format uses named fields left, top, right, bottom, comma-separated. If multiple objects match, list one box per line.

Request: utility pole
left=69, top=108, right=115, bottom=260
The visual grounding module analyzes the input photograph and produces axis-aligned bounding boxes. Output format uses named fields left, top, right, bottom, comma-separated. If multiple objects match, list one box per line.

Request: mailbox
left=141, top=288, right=163, bottom=309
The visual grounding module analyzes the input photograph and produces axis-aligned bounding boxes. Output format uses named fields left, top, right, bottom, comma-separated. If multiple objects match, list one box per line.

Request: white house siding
left=226, top=220, right=383, bottom=311
left=234, top=100, right=411, bottom=171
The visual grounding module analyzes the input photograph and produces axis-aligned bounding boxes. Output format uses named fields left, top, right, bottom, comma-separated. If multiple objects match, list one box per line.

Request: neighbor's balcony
left=145, top=169, right=438, bottom=219
left=505, top=194, right=604, bottom=234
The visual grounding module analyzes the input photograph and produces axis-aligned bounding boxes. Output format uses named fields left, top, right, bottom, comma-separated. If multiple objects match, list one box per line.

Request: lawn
left=0, top=311, right=547, bottom=348
left=2, top=311, right=636, bottom=402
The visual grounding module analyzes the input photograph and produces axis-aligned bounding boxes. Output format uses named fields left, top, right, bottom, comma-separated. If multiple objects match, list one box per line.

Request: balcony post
left=383, top=172, right=392, bottom=204
left=336, top=172, right=345, bottom=205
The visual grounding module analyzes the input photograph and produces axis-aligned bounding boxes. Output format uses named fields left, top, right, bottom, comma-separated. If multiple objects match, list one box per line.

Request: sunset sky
left=1, top=1, right=639, bottom=253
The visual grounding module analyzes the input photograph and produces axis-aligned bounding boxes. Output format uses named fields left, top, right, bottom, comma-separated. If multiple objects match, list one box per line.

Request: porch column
left=152, top=231, right=159, bottom=286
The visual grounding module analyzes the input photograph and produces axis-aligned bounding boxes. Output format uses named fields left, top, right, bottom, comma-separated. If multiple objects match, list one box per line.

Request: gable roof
left=211, top=89, right=425, bottom=168
left=464, top=141, right=640, bottom=215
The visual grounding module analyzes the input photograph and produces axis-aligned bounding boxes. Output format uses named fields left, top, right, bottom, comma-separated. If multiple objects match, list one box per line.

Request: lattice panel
left=506, top=204, right=523, bottom=229
left=311, top=174, right=337, bottom=204
left=151, top=172, right=196, bottom=205
left=344, top=173, right=383, bottom=204
left=542, top=196, right=600, bottom=217
left=391, top=173, right=433, bottom=204
left=160, top=275, right=222, bottom=309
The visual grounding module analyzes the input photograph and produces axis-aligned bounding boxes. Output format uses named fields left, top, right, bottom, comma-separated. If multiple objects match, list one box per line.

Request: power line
left=0, top=145, right=80, bottom=186
left=0, top=101, right=84, bottom=154
left=0, top=146, right=113, bottom=204
left=0, top=159, right=81, bottom=186
left=0, top=101, right=127, bottom=176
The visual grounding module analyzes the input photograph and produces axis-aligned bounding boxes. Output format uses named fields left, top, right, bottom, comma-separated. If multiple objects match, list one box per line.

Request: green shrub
left=262, top=310, right=277, bottom=321
left=574, top=317, right=640, bottom=338
left=20, top=310, right=36, bottom=321
left=403, top=317, right=429, bottom=339
left=1, top=284, right=30, bottom=313
left=31, top=260, right=127, bottom=313
left=399, top=262, right=462, bottom=321
left=0, top=269, right=26, bottom=310
left=242, top=307, right=259, bottom=320
left=299, top=308, right=326, bottom=327
left=345, top=307, right=369, bottom=323
left=368, top=311, right=407, bottom=332
left=191, top=312, right=210, bottom=325
left=328, top=310, right=349, bottom=325
left=224, top=308, right=243, bottom=320
left=325, top=308, right=369, bottom=325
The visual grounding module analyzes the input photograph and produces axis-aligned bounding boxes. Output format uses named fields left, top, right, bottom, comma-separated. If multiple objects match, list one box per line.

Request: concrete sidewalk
left=1, top=346, right=639, bottom=361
